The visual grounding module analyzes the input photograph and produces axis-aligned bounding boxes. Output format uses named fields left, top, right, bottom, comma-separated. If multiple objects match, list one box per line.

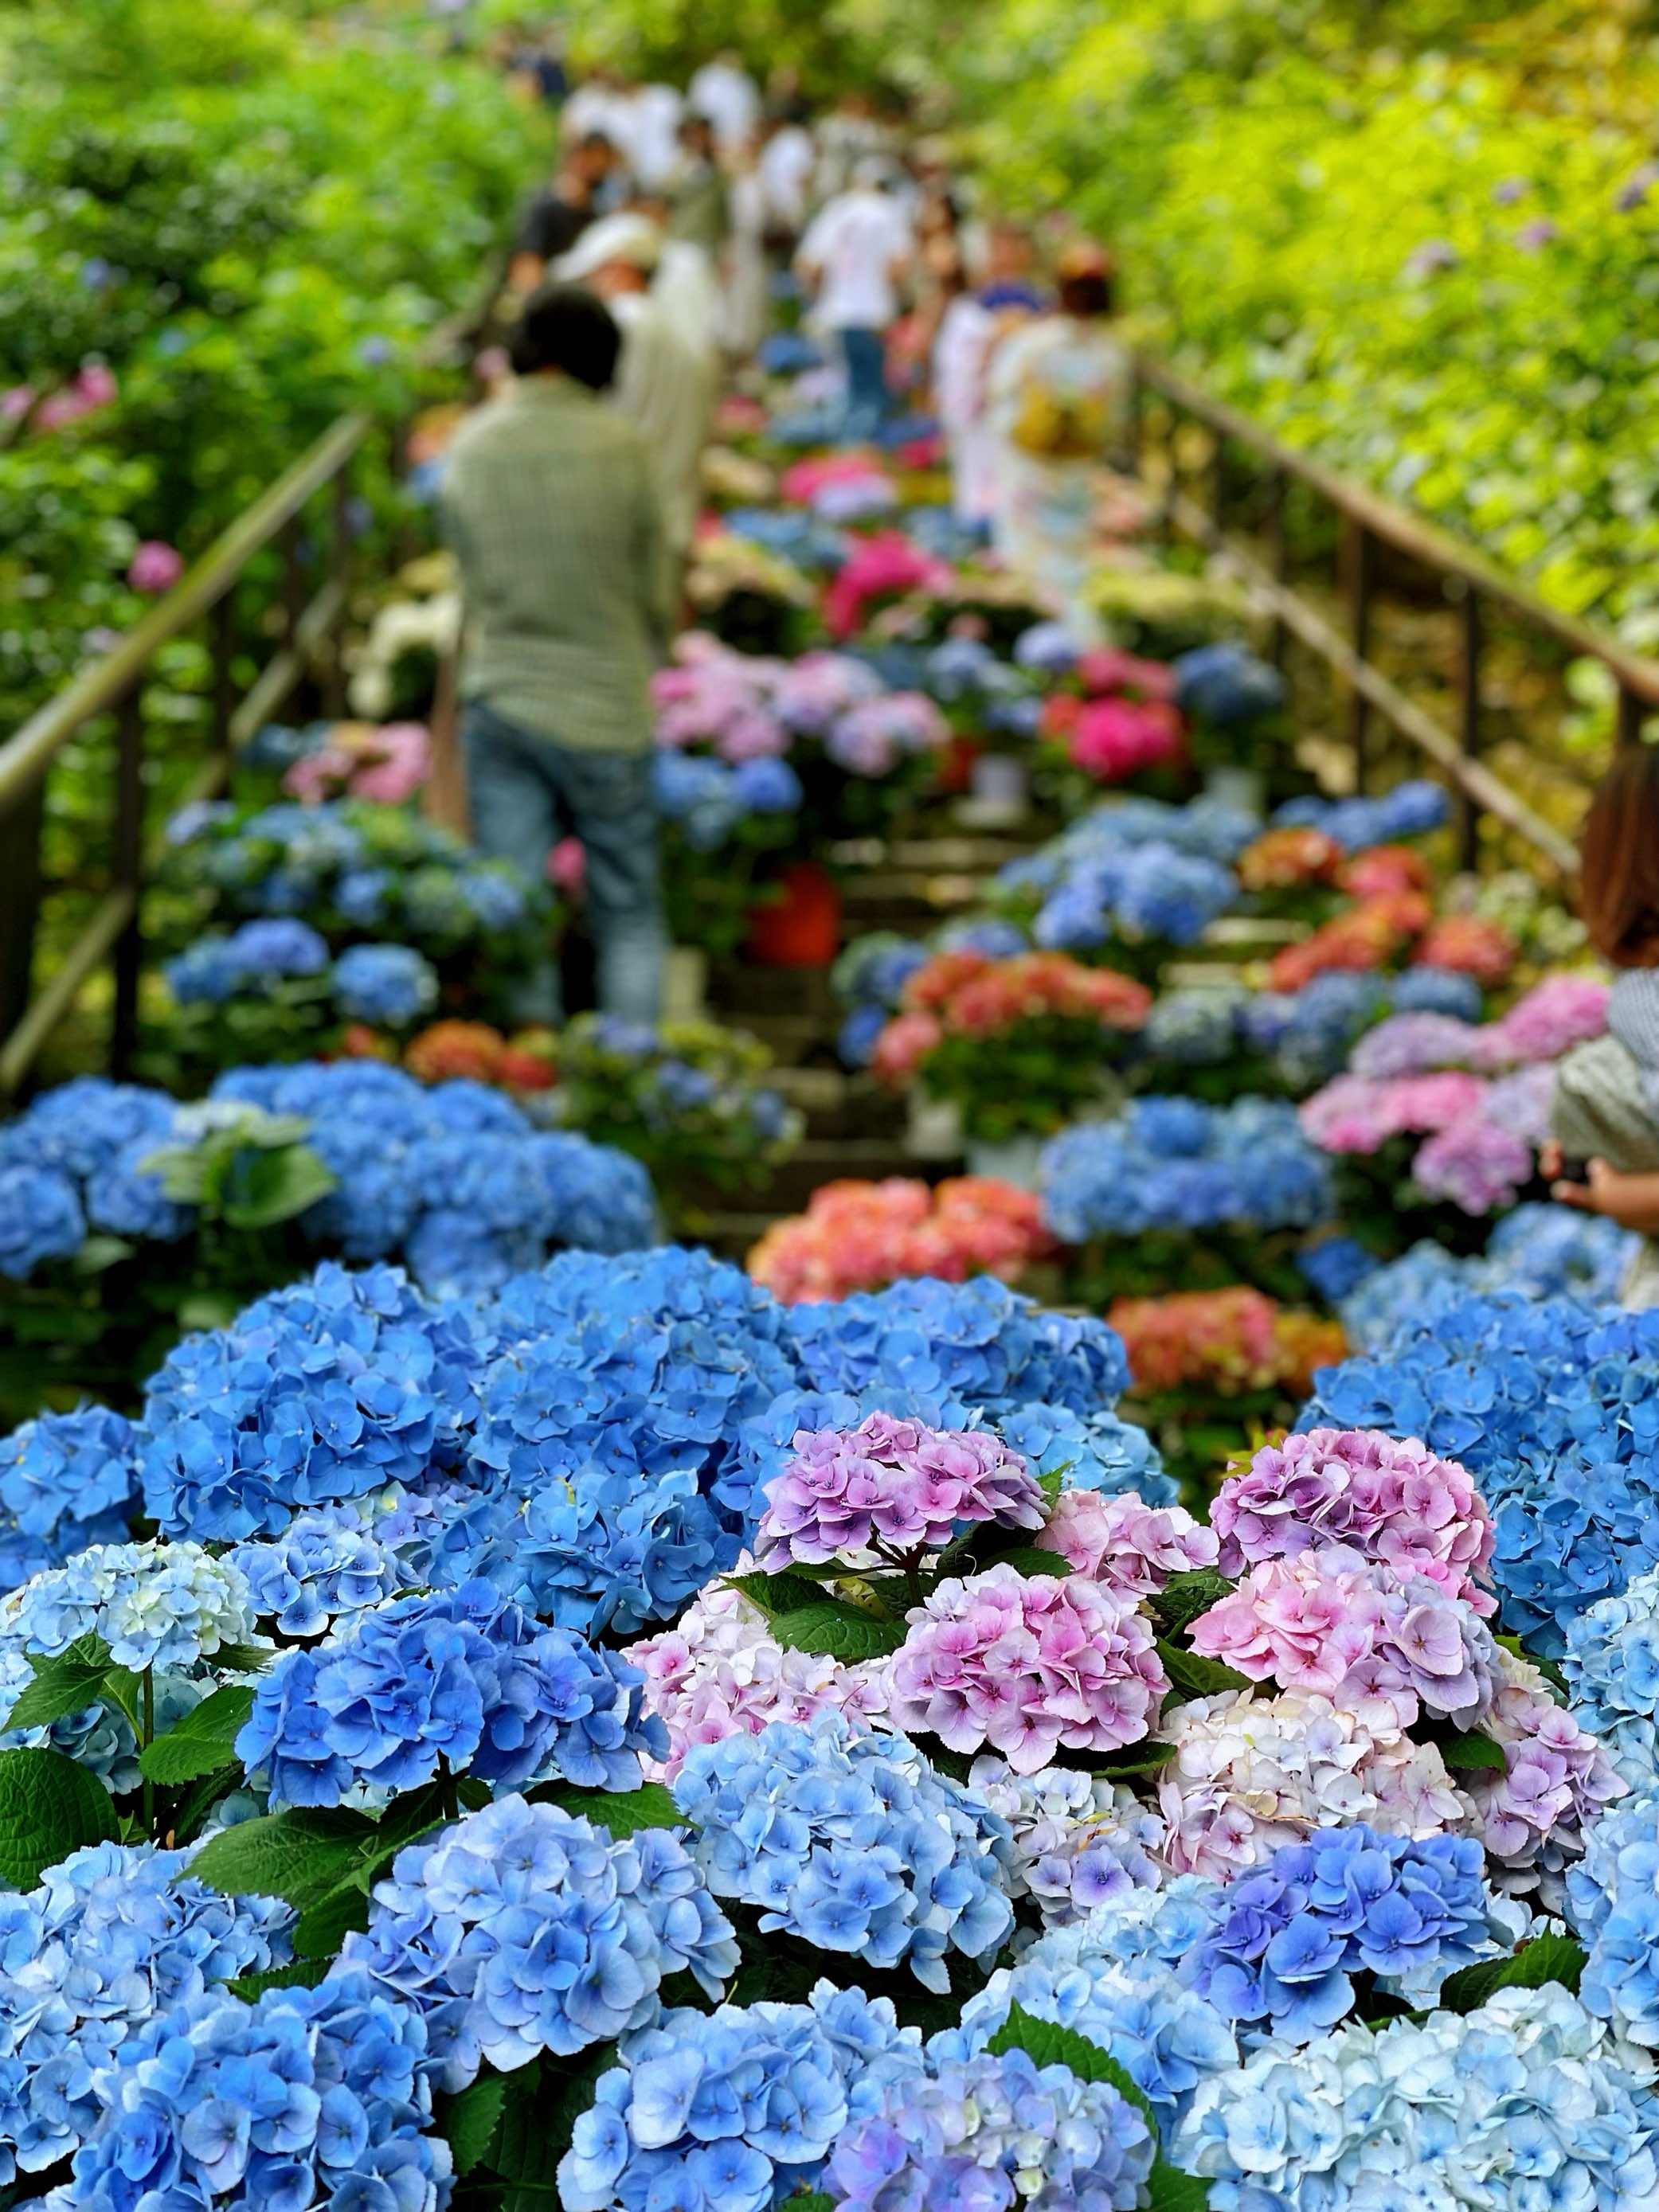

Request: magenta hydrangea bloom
left=1035, top=1489, right=1218, bottom=1593
left=1412, top=1112, right=1534, bottom=1214
left=1469, top=1655, right=1625, bottom=1878
left=1212, top=1427, right=1496, bottom=1614
left=1482, top=975, right=1607, bottom=1065
left=1189, top=1546, right=1497, bottom=1730
left=886, top=1562, right=1168, bottom=1774
left=753, top=1413, right=1045, bottom=1569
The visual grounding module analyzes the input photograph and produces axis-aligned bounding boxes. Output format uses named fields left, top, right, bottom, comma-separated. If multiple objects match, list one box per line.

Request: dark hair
left=1579, top=744, right=1659, bottom=966
left=1058, top=268, right=1113, bottom=317
left=508, top=281, right=622, bottom=389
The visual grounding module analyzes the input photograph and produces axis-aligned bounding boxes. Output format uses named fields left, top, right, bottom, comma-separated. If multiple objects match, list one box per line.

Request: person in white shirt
left=627, top=82, right=684, bottom=192
left=758, top=115, right=815, bottom=250
left=687, top=53, right=760, bottom=154
left=796, top=159, right=912, bottom=436
left=556, top=213, right=715, bottom=560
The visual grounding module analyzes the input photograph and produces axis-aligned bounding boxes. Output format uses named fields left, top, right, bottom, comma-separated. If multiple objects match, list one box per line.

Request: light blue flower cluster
left=1139, top=967, right=1486, bottom=1096
left=237, top=1579, right=664, bottom=1806
left=229, top=1510, right=405, bottom=1639
left=559, top=1981, right=923, bottom=2212
left=785, top=1273, right=1131, bottom=1413
left=1338, top=1206, right=1639, bottom=1355
left=0, top=1076, right=186, bottom=1276
left=1301, top=1292, right=1659, bottom=1648
left=1180, top=1824, right=1501, bottom=2033
left=218, top=1058, right=654, bottom=1285
left=947, top=1923, right=1237, bottom=2129
left=330, top=941, right=440, bottom=1026
left=140, top=1261, right=495, bottom=1541
left=829, top=2043, right=1156, bottom=2212
left=2, top=1539, right=259, bottom=1674
left=164, top=916, right=330, bottom=1002
left=722, top=504, right=846, bottom=570
left=45, top=1967, right=450, bottom=2212
left=1571, top=1792, right=1659, bottom=2054
left=1566, top=1573, right=1659, bottom=1792
left=164, top=795, right=546, bottom=964
left=996, top=796, right=1256, bottom=953
left=1174, top=641, right=1286, bottom=726
left=1172, top=1986, right=1659, bottom=2210
left=654, top=749, right=804, bottom=847
left=340, top=1795, right=738, bottom=2086
left=0, top=1843, right=292, bottom=2184
left=0, top=1406, right=140, bottom=1585
left=671, top=1718, right=1014, bottom=1992
left=1273, top=775, right=1450, bottom=851
left=1040, top=1096, right=1333, bottom=1242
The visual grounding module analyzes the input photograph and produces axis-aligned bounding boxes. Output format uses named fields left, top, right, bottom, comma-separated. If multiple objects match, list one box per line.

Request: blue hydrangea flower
left=1391, top=965, right=1485, bottom=1020
left=330, top=943, right=440, bottom=1026
left=1178, top=1823, right=1504, bottom=2033
left=730, top=756, right=803, bottom=813
left=1564, top=1574, right=1659, bottom=1791
left=339, top=1794, right=737, bottom=2087
left=1272, top=776, right=1450, bottom=850
left=1302, top=1293, right=1659, bottom=1649
left=946, top=1925, right=1236, bottom=2131
left=1041, top=1096, right=1333, bottom=1242
left=236, top=1581, right=665, bottom=1805
left=1298, top=1233, right=1380, bottom=1306
left=0, top=1842, right=292, bottom=2184
left=1172, top=1985, right=1658, bottom=2208
left=1173, top=642, right=1285, bottom=726
left=49, top=1968, right=450, bottom=2212
left=1241, top=971, right=1389, bottom=1092
left=140, top=1260, right=497, bottom=1542
left=0, top=1160, right=84, bottom=1278
left=1338, top=1212, right=1638, bottom=1358
left=229, top=1511, right=404, bottom=1639
left=672, top=1718, right=1015, bottom=1992
left=785, top=1275, right=1129, bottom=1416
left=2, top=1540, right=259, bottom=1674
left=0, top=1406, right=139, bottom=1575
left=456, top=866, right=529, bottom=929
left=558, top=1981, right=923, bottom=2212
left=164, top=918, right=329, bottom=1003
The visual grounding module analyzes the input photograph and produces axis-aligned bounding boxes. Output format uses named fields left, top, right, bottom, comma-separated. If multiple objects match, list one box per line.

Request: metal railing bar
left=1168, top=490, right=1581, bottom=874
left=1137, top=357, right=1659, bottom=707
left=0, top=412, right=369, bottom=812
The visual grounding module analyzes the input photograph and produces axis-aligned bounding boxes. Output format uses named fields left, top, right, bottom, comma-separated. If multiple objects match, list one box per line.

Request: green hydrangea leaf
left=770, top=1603, right=908, bottom=1660
left=2, top=1635, right=119, bottom=1733
left=0, top=1746, right=119, bottom=1890
left=139, top=1685, right=256, bottom=1785
left=530, top=1782, right=683, bottom=1837
left=441, top=2073, right=509, bottom=2178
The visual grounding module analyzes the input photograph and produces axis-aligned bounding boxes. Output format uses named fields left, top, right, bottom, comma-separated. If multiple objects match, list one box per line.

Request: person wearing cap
left=796, top=157, right=913, bottom=438
left=440, top=283, right=673, bottom=1027
left=982, top=241, right=1133, bottom=641
left=558, top=213, right=714, bottom=558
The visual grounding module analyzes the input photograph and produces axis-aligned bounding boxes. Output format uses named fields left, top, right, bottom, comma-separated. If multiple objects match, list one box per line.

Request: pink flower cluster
left=873, top=949, right=1152, bottom=1085
left=1188, top=1546, right=1496, bottom=1730
left=1468, top=1653, right=1625, bottom=1875
left=1212, top=1427, right=1496, bottom=1614
left=754, top=1413, right=1047, bottom=1569
left=779, top=453, right=892, bottom=506
left=746, top=1175, right=1054, bottom=1304
left=651, top=637, right=791, bottom=761
left=1035, top=1491, right=1219, bottom=1594
left=826, top=691, right=949, bottom=776
left=284, top=721, right=431, bottom=806
left=632, top=1578, right=889, bottom=1780
left=886, top=1561, right=1168, bottom=1774
left=824, top=531, right=955, bottom=640
left=1305, top=977, right=1606, bottom=1213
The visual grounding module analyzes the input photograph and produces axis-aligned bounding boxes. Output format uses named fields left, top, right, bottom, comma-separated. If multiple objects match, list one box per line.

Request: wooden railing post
left=1265, top=467, right=1288, bottom=669
left=1344, top=518, right=1375, bottom=793
left=109, top=690, right=144, bottom=1077
left=1458, top=587, right=1482, bottom=872
left=1620, top=686, right=1647, bottom=748
left=324, top=452, right=354, bottom=716
left=210, top=590, right=237, bottom=768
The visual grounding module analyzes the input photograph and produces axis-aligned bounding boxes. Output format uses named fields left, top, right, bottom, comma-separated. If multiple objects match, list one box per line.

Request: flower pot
left=745, top=860, right=842, bottom=967
left=906, top=1092, right=964, bottom=1161
left=964, top=1132, right=1048, bottom=1192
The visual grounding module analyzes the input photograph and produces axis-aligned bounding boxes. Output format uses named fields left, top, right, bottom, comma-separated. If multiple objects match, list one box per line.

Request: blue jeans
left=460, top=699, right=664, bottom=1026
left=840, top=326, right=888, bottom=436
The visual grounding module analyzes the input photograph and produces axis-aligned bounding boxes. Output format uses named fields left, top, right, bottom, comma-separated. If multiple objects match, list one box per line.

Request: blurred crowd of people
left=440, top=37, right=1133, bottom=1028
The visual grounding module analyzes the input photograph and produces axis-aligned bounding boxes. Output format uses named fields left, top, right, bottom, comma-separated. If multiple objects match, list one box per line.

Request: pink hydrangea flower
left=1300, top=1071, right=1488, bottom=1153
left=1411, top=1112, right=1533, bottom=1214
left=886, top=1561, right=1168, bottom=1775
left=1212, top=1427, right=1496, bottom=1613
left=1486, top=975, right=1608, bottom=1063
left=1465, top=1650, right=1625, bottom=1880
left=1188, top=1546, right=1496, bottom=1730
left=1349, top=1012, right=1481, bottom=1079
left=1035, top=1490, right=1219, bottom=1594
left=754, top=1413, right=1046, bottom=1569
left=631, top=1577, right=889, bottom=1780
left=1067, top=697, right=1183, bottom=782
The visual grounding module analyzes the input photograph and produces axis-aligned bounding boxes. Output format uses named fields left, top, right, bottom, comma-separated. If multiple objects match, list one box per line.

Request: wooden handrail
left=1136, top=356, right=1659, bottom=709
